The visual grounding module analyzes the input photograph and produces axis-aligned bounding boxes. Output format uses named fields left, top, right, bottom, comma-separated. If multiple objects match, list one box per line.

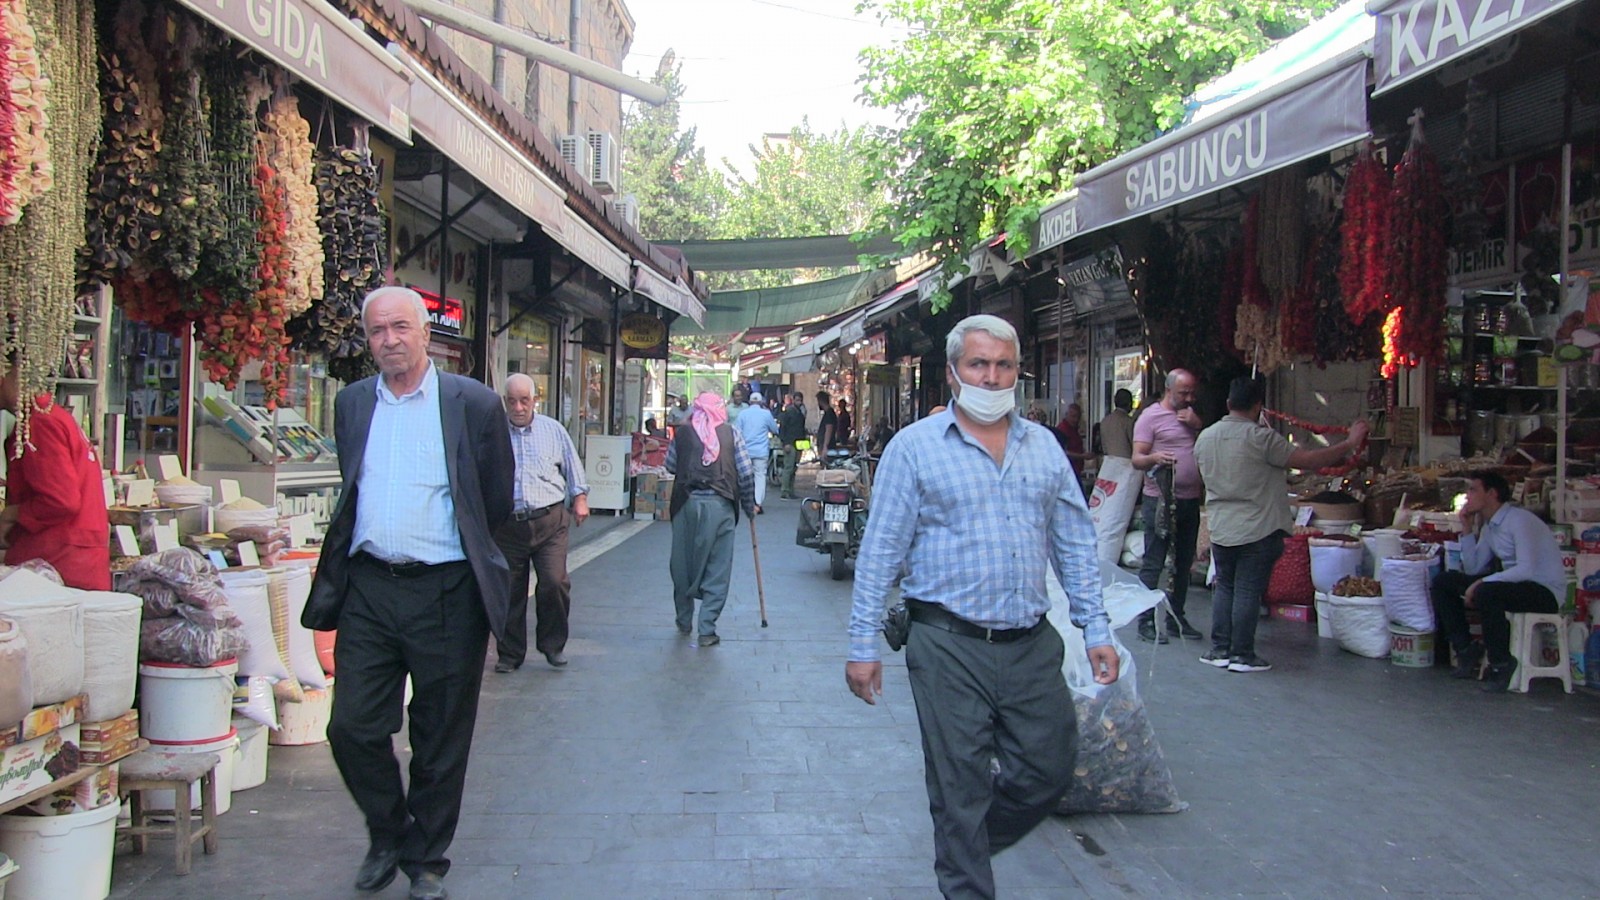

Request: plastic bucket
left=231, top=718, right=268, bottom=792
left=1390, top=625, right=1435, bottom=667
left=0, top=852, right=16, bottom=900
left=1314, top=593, right=1334, bottom=639
left=144, top=728, right=240, bottom=816
left=0, top=800, right=120, bottom=900
left=137, top=659, right=238, bottom=744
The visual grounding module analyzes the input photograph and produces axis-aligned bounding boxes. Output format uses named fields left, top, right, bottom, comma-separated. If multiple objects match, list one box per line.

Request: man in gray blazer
left=303, top=286, right=513, bottom=900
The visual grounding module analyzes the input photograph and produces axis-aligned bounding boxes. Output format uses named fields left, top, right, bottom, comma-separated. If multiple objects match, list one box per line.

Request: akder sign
left=1035, top=60, right=1368, bottom=254
left=1371, top=0, right=1579, bottom=95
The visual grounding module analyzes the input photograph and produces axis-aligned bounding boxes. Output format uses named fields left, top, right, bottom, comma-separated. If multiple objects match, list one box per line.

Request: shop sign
left=427, top=335, right=466, bottom=373
left=173, top=0, right=410, bottom=139
left=1034, top=61, right=1368, bottom=254
left=861, top=332, right=888, bottom=366
left=633, top=262, right=705, bottom=325
left=1058, top=247, right=1129, bottom=313
left=558, top=208, right=632, bottom=290
left=1371, top=0, right=1580, bottom=95
left=406, top=66, right=565, bottom=235
left=1448, top=237, right=1511, bottom=281
left=582, top=435, right=631, bottom=511
left=412, top=287, right=464, bottom=335
left=620, top=312, right=668, bottom=360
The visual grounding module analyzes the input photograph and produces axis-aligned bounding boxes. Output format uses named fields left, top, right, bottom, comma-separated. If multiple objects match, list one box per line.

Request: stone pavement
left=108, top=482, right=1600, bottom=899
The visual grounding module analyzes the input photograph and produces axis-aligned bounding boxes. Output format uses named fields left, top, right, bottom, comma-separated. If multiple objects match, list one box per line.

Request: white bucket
left=1313, top=592, right=1334, bottom=639
left=143, top=728, right=240, bottom=816
left=1390, top=625, right=1435, bottom=668
left=138, top=659, right=239, bottom=744
left=0, top=799, right=120, bottom=900
left=0, top=852, right=16, bottom=900
left=231, top=718, right=268, bottom=792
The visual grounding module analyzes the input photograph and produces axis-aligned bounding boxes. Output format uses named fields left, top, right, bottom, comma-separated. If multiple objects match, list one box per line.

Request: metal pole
left=1557, top=142, right=1572, bottom=523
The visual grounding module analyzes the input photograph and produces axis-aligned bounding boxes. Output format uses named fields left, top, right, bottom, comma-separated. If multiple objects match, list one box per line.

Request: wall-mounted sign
left=1058, top=247, right=1130, bottom=313
left=1370, top=0, right=1579, bottom=96
left=411, top=286, right=464, bottom=335
left=620, top=312, right=668, bottom=360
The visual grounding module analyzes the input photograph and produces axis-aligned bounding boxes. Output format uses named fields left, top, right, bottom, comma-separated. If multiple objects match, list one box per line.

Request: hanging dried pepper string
left=1388, top=110, right=1450, bottom=372
left=1261, top=408, right=1368, bottom=475
left=1338, top=145, right=1392, bottom=321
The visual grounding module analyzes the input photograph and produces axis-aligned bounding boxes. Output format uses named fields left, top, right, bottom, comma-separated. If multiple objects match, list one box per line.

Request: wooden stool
left=118, top=749, right=221, bottom=875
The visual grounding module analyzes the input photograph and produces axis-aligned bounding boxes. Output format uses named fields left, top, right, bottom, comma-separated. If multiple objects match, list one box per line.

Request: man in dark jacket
left=777, top=391, right=808, bottom=500
left=302, top=286, right=514, bottom=900
left=667, top=392, right=757, bottom=646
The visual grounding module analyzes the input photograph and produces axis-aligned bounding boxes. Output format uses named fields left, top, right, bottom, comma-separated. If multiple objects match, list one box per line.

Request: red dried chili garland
left=1338, top=146, right=1392, bottom=321
left=1261, top=408, right=1366, bottom=475
left=1388, top=112, right=1450, bottom=372
left=1284, top=230, right=1323, bottom=358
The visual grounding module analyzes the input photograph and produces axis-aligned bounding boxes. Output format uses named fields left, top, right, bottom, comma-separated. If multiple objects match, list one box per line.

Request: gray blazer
left=302, top=371, right=516, bottom=640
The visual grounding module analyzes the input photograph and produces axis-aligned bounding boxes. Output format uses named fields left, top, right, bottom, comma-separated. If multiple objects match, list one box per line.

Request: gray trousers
left=905, top=617, right=1076, bottom=900
left=670, top=493, right=736, bottom=637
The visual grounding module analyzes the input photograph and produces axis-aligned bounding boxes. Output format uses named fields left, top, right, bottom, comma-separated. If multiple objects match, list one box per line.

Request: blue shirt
left=734, top=406, right=778, bottom=459
left=350, top=363, right=465, bottom=564
left=1461, top=503, right=1566, bottom=602
left=849, top=408, right=1111, bottom=663
left=511, top=414, right=589, bottom=510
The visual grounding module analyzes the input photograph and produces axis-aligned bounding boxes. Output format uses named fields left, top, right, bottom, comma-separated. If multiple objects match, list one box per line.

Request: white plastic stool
left=1505, top=612, right=1573, bottom=694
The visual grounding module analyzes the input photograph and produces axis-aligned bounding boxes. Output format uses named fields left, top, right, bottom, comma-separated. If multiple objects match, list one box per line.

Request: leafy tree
left=858, top=0, right=1335, bottom=307
left=621, top=51, right=728, bottom=242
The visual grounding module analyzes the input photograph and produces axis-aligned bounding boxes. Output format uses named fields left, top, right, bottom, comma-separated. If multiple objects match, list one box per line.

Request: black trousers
left=1138, top=496, right=1201, bottom=623
left=492, top=507, right=572, bottom=665
left=1432, top=570, right=1558, bottom=666
left=904, top=616, right=1076, bottom=900
left=328, top=555, right=488, bottom=879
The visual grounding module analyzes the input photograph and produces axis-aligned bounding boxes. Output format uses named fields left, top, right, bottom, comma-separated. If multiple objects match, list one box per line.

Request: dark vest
left=670, top=423, right=741, bottom=522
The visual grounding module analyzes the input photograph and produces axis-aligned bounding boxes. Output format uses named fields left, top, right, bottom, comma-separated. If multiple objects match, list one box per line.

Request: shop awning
left=1369, top=0, right=1579, bottom=96
left=653, top=234, right=903, bottom=270
left=1032, top=56, right=1371, bottom=256
left=737, top=344, right=788, bottom=374
left=557, top=206, right=633, bottom=291
left=676, top=269, right=893, bottom=337
left=634, top=262, right=706, bottom=326
left=781, top=322, right=843, bottom=373
left=172, top=0, right=412, bottom=140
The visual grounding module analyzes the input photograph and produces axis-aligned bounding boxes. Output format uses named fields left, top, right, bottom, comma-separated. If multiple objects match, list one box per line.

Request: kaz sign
left=1371, top=0, right=1580, bottom=94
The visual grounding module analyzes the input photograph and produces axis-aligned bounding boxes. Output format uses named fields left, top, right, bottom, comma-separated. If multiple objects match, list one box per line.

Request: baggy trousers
left=328, top=555, right=488, bottom=879
left=670, top=493, right=736, bottom=637
left=904, top=618, right=1076, bottom=900
left=492, top=507, right=572, bottom=666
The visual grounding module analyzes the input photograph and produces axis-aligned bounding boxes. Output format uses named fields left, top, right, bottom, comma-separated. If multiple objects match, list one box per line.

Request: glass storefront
left=506, top=316, right=554, bottom=417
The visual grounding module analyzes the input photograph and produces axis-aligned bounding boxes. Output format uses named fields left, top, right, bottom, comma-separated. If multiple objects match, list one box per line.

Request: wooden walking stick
left=749, top=518, right=769, bottom=627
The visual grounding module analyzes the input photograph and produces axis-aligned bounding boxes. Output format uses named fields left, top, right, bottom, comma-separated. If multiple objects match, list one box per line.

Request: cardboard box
left=636, top=473, right=660, bottom=496
left=0, top=695, right=86, bottom=749
left=0, top=722, right=81, bottom=806
left=1571, top=521, right=1600, bottom=552
left=32, top=760, right=119, bottom=814
left=656, top=476, right=675, bottom=502
left=1270, top=604, right=1314, bottom=623
left=655, top=504, right=671, bottom=522
left=79, top=709, right=140, bottom=765
left=633, top=495, right=656, bottom=514
left=1576, top=554, right=1600, bottom=593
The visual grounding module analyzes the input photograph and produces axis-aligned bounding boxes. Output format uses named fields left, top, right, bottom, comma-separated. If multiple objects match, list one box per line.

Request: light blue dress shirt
left=350, top=362, right=466, bottom=564
left=734, top=406, right=778, bottom=460
left=848, top=408, right=1110, bottom=663
left=1460, top=503, right=1566, bottom=602
left=511, top=414, right=589, bottom=511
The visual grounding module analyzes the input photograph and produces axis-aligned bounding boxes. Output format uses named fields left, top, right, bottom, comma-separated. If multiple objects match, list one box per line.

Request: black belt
left=906, top=599, right=1046, bottom=644
left=355, top=551, right=466, bottom=578
left=511, top=502, right=562, bottom=522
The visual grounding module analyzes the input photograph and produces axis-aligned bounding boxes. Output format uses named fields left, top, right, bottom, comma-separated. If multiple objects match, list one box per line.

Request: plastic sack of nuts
left=1050, top=574, right=1188, bottom=815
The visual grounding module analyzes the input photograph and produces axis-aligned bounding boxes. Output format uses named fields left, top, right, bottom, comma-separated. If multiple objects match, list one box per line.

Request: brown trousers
left=491, top=507, right=572, bottom=666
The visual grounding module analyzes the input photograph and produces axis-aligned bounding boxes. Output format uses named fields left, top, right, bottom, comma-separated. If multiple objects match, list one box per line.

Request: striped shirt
left=351, top=362, right=465, bottom=564
left=848, top=408, right=1110, bottom=663
left=511, top=414, right=589, bottom=511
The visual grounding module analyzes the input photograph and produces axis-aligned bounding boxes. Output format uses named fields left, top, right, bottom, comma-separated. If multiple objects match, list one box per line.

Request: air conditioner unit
left=558, top=135, right=588, bottom=182
left=611, top=194, right=639, bottom=228
left=585, top=130, right=619, bottom=191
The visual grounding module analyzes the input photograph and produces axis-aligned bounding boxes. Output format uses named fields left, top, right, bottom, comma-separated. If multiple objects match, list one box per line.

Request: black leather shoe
left=1482, top=661, right=1516, bottom=692
left=493, top=661, right=516, bottom=674
left=544, top=651, right=568, bottom=667
left=354, top=847, right=399, bottom=892
left=409, top=871, right=449, bottom=900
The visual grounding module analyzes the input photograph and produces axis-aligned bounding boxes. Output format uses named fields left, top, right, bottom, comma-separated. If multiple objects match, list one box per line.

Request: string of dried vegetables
left=290, top=137, right=384, bottom=383
left=193, top=49, right=258, bottom=304
left=0, top=0, right=98, bottom=449
left=1255, top=164, right=1304, bottom=304
left=153, top=20, right=220, bottom=286
left=0, top=0, right=51, bottom=225
left=1338, top=145, right=1391, bottom=321
left=259, top=81, right=321, bottom=318
left=1386, top=110, right=1450, bottom=372
left=1312, top=210, right=1380, bottom=364
left=0, top=0, right=22, bottom=224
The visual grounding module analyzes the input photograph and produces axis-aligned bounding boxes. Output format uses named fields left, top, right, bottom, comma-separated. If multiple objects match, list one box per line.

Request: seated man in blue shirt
left=1432, top=470, right=1566, bottom=691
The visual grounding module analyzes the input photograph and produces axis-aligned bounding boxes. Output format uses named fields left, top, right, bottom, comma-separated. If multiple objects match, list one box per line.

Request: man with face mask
left=845, top=314, right=1118, bottom=900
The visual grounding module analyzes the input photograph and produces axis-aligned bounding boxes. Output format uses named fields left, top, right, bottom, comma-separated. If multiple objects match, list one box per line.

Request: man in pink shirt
left=1131, top=369, right=1205, bottom=643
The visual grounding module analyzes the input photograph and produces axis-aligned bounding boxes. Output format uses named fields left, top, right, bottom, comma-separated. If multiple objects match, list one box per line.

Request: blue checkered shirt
left=511, top=414, right=589, bottom=511
left=848, top=408, right=1111, bottom=663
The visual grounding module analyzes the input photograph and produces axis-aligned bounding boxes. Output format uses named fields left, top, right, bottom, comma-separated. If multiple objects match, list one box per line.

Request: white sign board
left=582, top=435, right=632, bottom=511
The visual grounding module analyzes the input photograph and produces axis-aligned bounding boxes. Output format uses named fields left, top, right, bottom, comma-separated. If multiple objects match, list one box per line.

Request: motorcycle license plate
left=824, top=504, right=849, bottom=523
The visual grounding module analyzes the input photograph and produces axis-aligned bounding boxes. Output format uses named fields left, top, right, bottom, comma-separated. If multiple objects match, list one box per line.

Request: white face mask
left=949, top=366, right=1016, bottom=424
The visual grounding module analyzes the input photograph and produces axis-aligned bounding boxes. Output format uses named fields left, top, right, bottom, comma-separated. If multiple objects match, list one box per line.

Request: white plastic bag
left=1327, top=594, right=1391, bottom=658
left=1309, top=538, right=1363, bottom=594
left=1379, top=553, right=1438, bottom=632
left=1089, top=457, right=1142, bottom=567
left=222, top=569, right=292, bottom=682
left=232, top=674, right=280, bottom=730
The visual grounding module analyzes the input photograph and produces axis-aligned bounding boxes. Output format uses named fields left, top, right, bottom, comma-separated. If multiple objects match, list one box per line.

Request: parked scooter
left=796, top=448, right=870, bottom=580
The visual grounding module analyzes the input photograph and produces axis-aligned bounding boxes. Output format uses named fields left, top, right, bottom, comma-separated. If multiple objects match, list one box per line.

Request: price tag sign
left=207, top=550, right=229, bottom=570
left=288, top=514, right=315, bottom=548
left=1294, top=505, right=1315, bottom=526
left=219, top=480, right=242, bottom=504
left=125, top=479, right=155, bottom=507
left=156, top=455, right=183, bottom=481
left=103, top=475, right=115, bottom=508
left=152, top=522, right=179, bottom=552
left=114, top=525, right=140, bottom=557
left=238, top=541, right=260, bottom=567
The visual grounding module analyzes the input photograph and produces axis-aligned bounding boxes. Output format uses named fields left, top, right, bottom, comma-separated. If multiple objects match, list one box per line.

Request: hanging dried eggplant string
left=0, top=0, right=99, bottom=451
left=1256, top=164, right=1304, bottom=304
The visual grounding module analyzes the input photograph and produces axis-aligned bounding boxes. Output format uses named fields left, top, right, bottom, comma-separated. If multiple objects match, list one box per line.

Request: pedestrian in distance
left=735, top=391, right=778, bottom=513
left=1131, top=369, right=1205, bottom=643
left=1194, top=376, right=1368, bottom=673
left=846, top=314, right=1118, bottom=900
left=667, top=392, right=757, bottom=646
left=491, top=372, right=590, bottom=672
left=777, top=390, right=808, bottom=500
left=301, top=286, right=515, bottom=900
left=816, top=390, right=839, bottom=452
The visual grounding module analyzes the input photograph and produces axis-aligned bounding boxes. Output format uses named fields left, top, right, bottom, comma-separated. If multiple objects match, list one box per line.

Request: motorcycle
left=796, top=448, right=870, bottom=580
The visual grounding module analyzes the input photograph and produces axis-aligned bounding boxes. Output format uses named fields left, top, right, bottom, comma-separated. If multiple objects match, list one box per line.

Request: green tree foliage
left=622, top=52, right=728, bottom=242
left=857, top=0, right=1335, bottom=306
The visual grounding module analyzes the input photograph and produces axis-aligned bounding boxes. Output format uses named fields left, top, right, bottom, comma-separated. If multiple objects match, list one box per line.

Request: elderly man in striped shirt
left=846, top=314, right=1119, bottom=900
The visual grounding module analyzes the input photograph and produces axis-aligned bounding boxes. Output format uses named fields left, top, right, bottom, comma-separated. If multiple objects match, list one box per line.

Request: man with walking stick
left=667, top=392, right=757, bottom=646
